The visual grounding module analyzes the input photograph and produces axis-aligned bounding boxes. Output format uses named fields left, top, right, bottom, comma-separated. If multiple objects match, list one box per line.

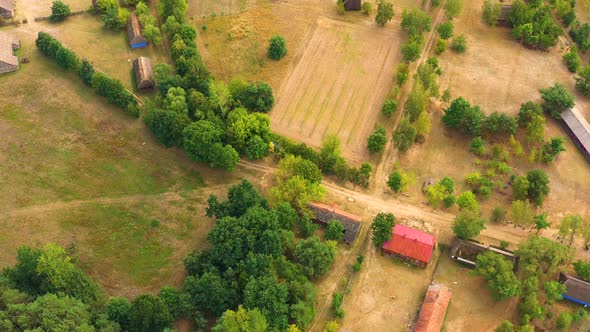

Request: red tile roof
left=381, top=224, right=436, bottom=264
left=414, top=283, right=452, bottom=332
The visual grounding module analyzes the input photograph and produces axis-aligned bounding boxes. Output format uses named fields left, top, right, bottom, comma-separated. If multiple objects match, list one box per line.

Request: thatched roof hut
left=0, top=0, right=14, bottom=19
left=0, top=32, right=18, bottom=74
left=561, top=107, right=590, bottom=161
left=451, top=238, right=519, bottom=271
left=414, top=283, right=452, bottom=332
left=307, top=202, right=362, bottom=244
left=133, top=57, right=154, bottom=89
left=559, top=273, right=590, bottom=306
left=127, top=13, right=147, bottom=49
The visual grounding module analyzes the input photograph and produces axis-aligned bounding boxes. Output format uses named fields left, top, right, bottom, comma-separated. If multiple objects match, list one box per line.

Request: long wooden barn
left=561, top=107, right=590, bottom=161
left=307, top=202, right=362, bottom=244
left=133, top=56, right=154, bottom=89
left=0, top=32, right=18, bottom=74
left=127, top=13, right=148, bottom=49
left=559, top=272, right=590, bottom=306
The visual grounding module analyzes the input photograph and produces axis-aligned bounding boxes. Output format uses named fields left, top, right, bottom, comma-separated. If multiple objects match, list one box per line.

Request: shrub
left=401, top=35, right=423, bottom=62
left=396, top=64, right=409, bottom=86
left=78, top=59, right=95, bottom=86
left=437, top=22, right=453, bottom=40
left=556, top=312, right=573, bottom=330
left=50, top=1, right=71, bottom=22
left=570, top=23, right=590, bottom=52
left=91, top=72, right=139, bottom=116
left=435, top=38, right=446, bottom=54
left=393, top=118, right=417, bottom=152
left=268, top=35, right=287, bottom=60
left=361, top=2, right=372, bottom=15
left=575, top=65, right=590, bottom=96
left=443, top=195, right=455, bottom=208
left=482, top=0, right=501, bottom=26
left=450, top=35, right=467, bottom=53
left=470, top=137, right=486, bottom=156
left=491, top=207, right=507, bottom=223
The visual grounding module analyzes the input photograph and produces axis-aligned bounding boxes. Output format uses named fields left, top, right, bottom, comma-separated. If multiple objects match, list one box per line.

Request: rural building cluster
left=1, top=0, right=590, bottom=330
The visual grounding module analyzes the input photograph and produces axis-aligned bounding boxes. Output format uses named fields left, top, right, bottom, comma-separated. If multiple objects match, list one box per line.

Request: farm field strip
left=271, top=16, right=403, bottom=162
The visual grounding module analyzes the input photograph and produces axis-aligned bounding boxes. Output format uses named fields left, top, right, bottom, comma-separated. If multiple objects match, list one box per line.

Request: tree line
left=36, top=32, right=140, bottom=116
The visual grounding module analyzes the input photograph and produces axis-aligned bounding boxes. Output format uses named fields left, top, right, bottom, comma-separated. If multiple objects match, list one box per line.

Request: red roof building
left=414, top=283, right=452, bottom=332
left=381, top=224, right=436, bottom=267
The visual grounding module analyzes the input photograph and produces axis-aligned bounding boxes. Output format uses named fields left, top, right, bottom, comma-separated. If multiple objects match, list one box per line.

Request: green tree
left=444, top=0, right=463, bottom=19
left=525, top=114, right=545, bottom=144
left=244, top=276, right=289, bottom=329
left=381, top=98, right=398, bottom=116
left=474, top=251, right=521, bottom=300
left=526, top=169, right=550, bottom=206
left=563, top=47, right=581, bottom=73
left=482, top=112, right=517, bottom=136
left=232, top=82, right=275, bottom=113
left=482, top=0, right=502, bottom=26
left=158, top=286, right=192, bottom=319
left=367, top=126, right=387, bottom=153
left=393, top=118, right=417, bottom=152
left=451, top=35, right=467, bottom=53
left=518, top=101, right=543, bottom=128
left=511, top=200, right=534, bottom=229
left=78, top=59, right=95, bottom=86
left=495, top=320, right=515, bottom=332
left=533, top=213, right=551, bottom=233
left=128, top=294, right=174, bottom=332
left=144, top=106, right=191, bottom=147
left=541, top=137, right=565, bottom=163
left=375, top=0, right=394, bottom=26
left=106, top=297, right=131, bottom=330
left=184, top=272, right=236, bottom=315
left=268, top=35, right=287, bottom=60
left=442, top=97, right=470, bottom=128
left=396, top=64, right=409, bottom=85
left=539, top=83, right=575, bottom=119
left=559, top=214, right=583, bottom=246
left=158, top=0, right=187, bottom=22
left=470, top=137, right=487, bottom=156
left=325, top=221, right=345, bottom=241
left=404, top=82, right=428, bottom=122
left=435, top=38, right=447, bottom=54
left=574, top=260, right=590, bottom=281
left=517, top=236, right=570, bottom=274
left=387, top=170, right=409, bottom=193
left=318, top=135, right=343, bottom=174
left=401, top=35, right=424, bottom=62
left=213, top=305, right=268, bottom=332
left=294, top=237, right=336, bottom=278
left=456, top=191, right=478, bottom=210
left=414, top=111, right=431, bottom=138
left=576, top=65, right=590, bottom=96
left=401, top=8, right=431, bottom=36
left=556, top=312, right=573, bottom=330
left=453, top=209, right=486, bottom=239
left=543, top=281, right=566, bottom=305
left=361, top=2, right=372, bottom=15
left=512, top=176, right=530, bottom=201
left=371, top=212, right=396, bottom=249
left=246, top=135, right=269, bottom=160
left=50, top=1, right=71, bottom=22
left=437, top=22, right=454, bottom=39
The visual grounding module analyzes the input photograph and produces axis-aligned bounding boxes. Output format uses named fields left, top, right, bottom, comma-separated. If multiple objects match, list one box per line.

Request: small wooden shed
left=344, top=0, right=361, bottom=11
left=133, top=57, right=154, bottom=89
left=127, top=13, right=148, bottom=49
left=308, top=202, right=362, bottom=244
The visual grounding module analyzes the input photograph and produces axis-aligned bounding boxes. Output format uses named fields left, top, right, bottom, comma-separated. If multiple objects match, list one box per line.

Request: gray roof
left=451, top=239, right=519, bottom=271
left=308, top=202, right=362, bottom=244
left=562, top=107, right=590, bottom=156
left=560, top=273, right=590, bottom=305
left=0, top=0, right=13, bottom=12
left=0, top=32, right=18, bottom=67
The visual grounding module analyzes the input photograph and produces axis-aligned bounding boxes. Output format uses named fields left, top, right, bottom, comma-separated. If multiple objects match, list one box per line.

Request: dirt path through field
left=371, top=6, right=446, bottom=194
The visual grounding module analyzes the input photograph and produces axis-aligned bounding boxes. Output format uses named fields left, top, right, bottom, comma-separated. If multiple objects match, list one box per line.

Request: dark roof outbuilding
left=560, top=272, right=590, bottom=306
left=0, top=32, right=18, bottom=74
left=132, top=56, right=154, bottom=89
left=127, top=13, right=148, bottom=48
left=307, top=202, right=362, bottom=244
left=0, top=0, right=14, bottom=19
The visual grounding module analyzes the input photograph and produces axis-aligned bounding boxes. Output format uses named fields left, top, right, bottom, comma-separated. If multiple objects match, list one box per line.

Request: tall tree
left=453, top=209, right=486, bottom=239
left=371, top=212, right=396, bottom=249
left=558, top=214, right=583, bottom=246
left=128, top=294, right=174, bottom=332
left=375, top=0, right=395, bottom=26
left=213, top=305, right=268, bottom=332
left=293, top=237, right=336, bottom=279
left=474, top=251, right=521, bottom=300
